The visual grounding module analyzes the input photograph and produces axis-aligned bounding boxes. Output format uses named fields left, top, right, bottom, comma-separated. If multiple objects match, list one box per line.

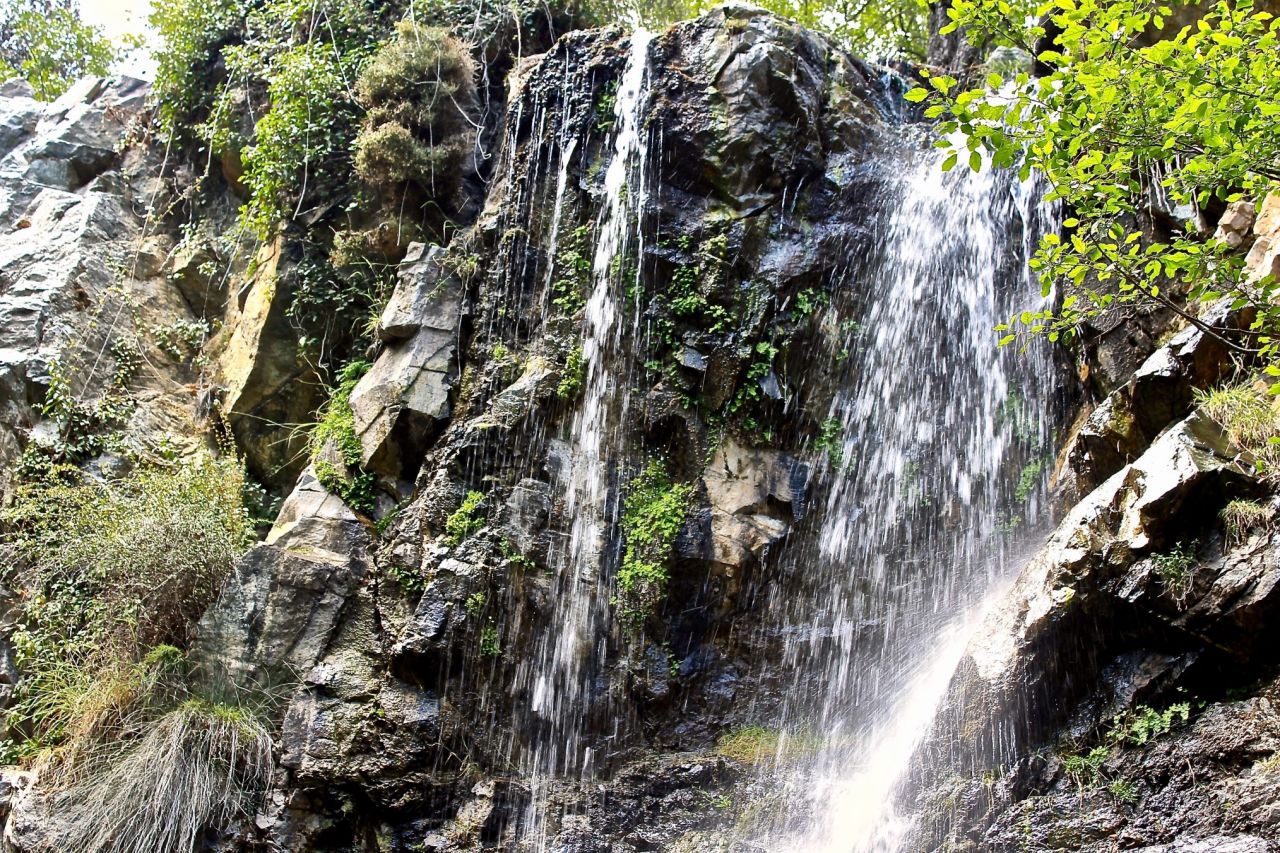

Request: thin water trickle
left=760, top=143, right=1059, bottom=851
left=516, top=28, right=654, bottom=849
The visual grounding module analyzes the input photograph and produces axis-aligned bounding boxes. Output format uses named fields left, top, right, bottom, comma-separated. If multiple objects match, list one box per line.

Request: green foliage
left=310, top=359, right=376, bottom=514
left=912, top=0, right=1280, bottom=372
left=556, top=345, right=587, bottom=400
left=617, top=459, right=693, bottom=619
left=445, top=490, right=486, bottom=546
left=1151, top=540, right=1198, bottom=605
left=1107, top=702, right=1191, bottom=746
left=714, top=724, right=824, bottom=765
left=0, top=455, right=253, bottom=753
left=149, top=0, right=243, bottom=135
left=815, top=417, right=844, bottom=466
left=1196, top=381, right=1280, bottom=478
left=1221, top=498, right=1274, bottom=544
left=479, top=623, right=501, bottom=657
left=464, top=592, right=485, bottom=618
left=1109, top=778, right=1139, bottom=804
left=0, top=0, right=129, bottom=100
left=152, top=318, right=211, bottom=360
left=239, top=36, right=369, bottom=239
left=1062, top=745, right=1109, bottom=789
left=551, top=226, right=592, bottom=314
left=1014, top=457, right=1045, bottom=503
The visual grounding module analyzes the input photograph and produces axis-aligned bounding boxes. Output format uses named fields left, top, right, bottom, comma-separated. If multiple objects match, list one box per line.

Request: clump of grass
left=714, top=725, right=824, bottom=765
left=716, top=725, right=781, bottom=764
left=54, top=697, right=272, bottom=853
left=1221, top=498, right=1275, bottom=545
left=1195, top=380, right=1280, bottom=477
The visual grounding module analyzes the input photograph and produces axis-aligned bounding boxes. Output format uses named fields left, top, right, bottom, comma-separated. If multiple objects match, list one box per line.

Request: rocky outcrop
left=350, top=242, right=464, bottom=478
left=0, top=76, right=207, bottom=496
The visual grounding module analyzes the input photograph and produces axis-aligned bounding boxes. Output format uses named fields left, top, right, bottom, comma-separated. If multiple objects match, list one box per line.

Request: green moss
left=445, top=490, right=486, bottom=546
left=310, top=360, right=376, bottom=514
left=616, top=459, right=693, bottom=620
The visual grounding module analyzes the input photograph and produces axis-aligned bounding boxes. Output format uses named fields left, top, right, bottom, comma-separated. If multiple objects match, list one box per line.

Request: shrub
left=148, top=0, right=244, bottom=134
left=445, top=490, right=486, bottom=545
left=310, top=359, right=376, bottom=514
left=0, top=0, right=129, bottom=100
left=616, top=459, right=692, bottom=619
left=556, top=345, right=586, bottom=400
left=3, top=454, right=253, bottom=660
left=353, top=21, right=476, bottom=206
left=1062, top=745, right=1109, bottom=790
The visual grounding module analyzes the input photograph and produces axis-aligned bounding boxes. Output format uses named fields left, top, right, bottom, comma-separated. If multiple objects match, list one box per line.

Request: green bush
left=1151, top=541, right=1197, bottom=606
left=310, top=359, right=376, bottom=514
left=617, top=459, right=692, bottom=619
left=1107, top=702, right=1191, bottom=747
left=0, top=0, right=129, bottom=100
left=352, top=21, right=476, bottom=209
left=0, top=454, right=254, bottom=754
left=148, top=0, right=244, bottom=134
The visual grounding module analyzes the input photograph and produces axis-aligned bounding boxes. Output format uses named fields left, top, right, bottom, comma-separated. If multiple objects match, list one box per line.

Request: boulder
left=349, top=242, right=464, bottom=476
left=195, top=468, right=373, bottom=684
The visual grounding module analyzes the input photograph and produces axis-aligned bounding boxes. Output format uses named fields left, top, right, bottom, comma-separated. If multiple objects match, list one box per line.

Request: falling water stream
left=516, top=29, right=654, bottom=849
left=758, top=144, right=1059, bottom=851
left=497, top=32, right=1056, bottom=848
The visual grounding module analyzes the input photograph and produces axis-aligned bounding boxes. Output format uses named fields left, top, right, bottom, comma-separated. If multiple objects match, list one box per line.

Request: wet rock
left=1065, top=301, right=1256, bottom=493
left=692, top=439, right=809, bottom=570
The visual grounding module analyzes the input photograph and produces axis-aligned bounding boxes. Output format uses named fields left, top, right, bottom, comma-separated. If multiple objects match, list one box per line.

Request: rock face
left=1, top=9, right=1277, bottom=853
left=350, top=242, right=464, bottom=478
left=0, top=76, right=206, bottom=494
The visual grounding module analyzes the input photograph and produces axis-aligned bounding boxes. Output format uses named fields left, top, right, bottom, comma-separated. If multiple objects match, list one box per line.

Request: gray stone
left=349, top=246, right=463, bottom=476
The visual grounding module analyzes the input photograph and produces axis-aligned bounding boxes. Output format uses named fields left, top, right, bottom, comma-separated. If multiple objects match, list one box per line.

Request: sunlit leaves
left=921, top=0, right=1280, bottom=367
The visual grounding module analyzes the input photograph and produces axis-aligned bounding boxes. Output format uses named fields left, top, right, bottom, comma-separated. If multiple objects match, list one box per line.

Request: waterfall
left=516, top=28, right=654, bottom=848
left=758, top=143, right=1059, bottom=851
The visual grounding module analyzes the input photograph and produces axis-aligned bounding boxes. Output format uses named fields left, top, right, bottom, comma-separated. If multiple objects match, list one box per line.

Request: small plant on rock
left=1107, top=702, right=1191, bottom=747
left=309, top=359, right=376, bottom=515
left=1221, top=499, right=1275, bottom=546
left=1151, top=542, right=1198, bottom=607
left=445, top=490, right=486, bottom=546
left=1061, top=745, right=1109, bottom=791
left=616, top=459, right=693, bottom=621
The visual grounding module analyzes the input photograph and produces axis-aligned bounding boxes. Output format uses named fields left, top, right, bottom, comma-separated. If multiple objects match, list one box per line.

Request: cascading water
left=514, top=28, right=654, bottom=848
left=756, top=142, right=1059, bottom=850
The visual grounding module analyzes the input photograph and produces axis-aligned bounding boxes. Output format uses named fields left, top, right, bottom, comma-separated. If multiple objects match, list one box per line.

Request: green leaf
left=904, top=87, right=929, bottom=103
